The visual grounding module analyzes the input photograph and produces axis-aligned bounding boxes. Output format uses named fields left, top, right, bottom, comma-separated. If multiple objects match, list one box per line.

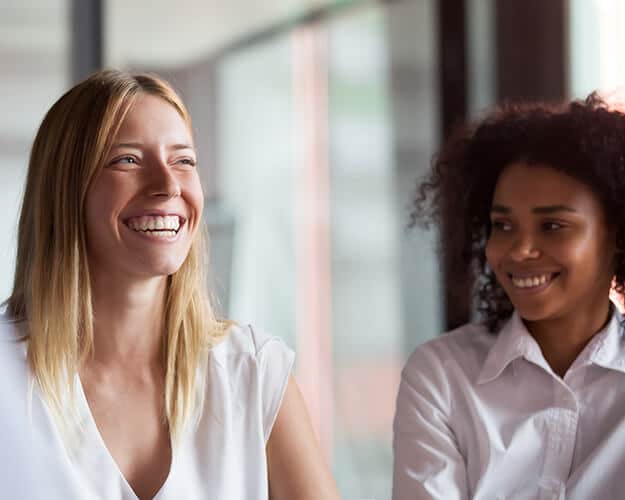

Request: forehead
left=114, top=93, right=192, bottom=143
left=492, top=162, right=602, bottom=211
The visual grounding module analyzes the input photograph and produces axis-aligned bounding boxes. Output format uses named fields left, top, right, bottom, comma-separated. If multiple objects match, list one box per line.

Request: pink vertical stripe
left=292, top=24, right=334, bottom=462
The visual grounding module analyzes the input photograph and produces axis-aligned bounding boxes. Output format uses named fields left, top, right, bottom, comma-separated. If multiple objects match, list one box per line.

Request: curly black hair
left=412, top=93, right=625, bottom=333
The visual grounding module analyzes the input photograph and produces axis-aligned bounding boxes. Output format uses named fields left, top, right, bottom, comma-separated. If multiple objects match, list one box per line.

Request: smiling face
left=85, top=93, right=204, bottom=281
left=485, top=162, right=616, bottom=323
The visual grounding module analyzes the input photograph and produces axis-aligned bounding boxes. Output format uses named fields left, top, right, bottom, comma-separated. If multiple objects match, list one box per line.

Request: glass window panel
left=0, top=0, right=70, bottom=298
left=215, top=37, right=298, bottom=347
left=215, top=2, right=441, bottom=498
left=466, top=0, right=496, bottom=115
left=328, top=3, right=440, bottom=498
left=327, top=7, right=402, bottom=496
left=569, top=0, right=625, bottom=98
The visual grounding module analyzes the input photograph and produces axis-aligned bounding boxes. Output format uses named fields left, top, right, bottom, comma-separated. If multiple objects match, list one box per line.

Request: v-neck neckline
left=74, top=375, right=174, bottom=500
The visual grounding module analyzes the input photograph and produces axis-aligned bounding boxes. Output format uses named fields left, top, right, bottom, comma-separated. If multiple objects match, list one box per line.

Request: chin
left=516, top=310, right=549, bottom=322
left=138, top=258, right=187, bottom=278
left=512, top=301, right=559, bottom=323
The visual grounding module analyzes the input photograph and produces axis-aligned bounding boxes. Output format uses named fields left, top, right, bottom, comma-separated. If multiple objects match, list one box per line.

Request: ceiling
left=106, top=0, right=334, bottom=67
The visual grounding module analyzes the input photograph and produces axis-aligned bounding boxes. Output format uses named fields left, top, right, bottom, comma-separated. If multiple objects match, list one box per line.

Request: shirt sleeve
left=249, top=325, right=295, bottom=443
left=392, top=345, right=469, bottom=500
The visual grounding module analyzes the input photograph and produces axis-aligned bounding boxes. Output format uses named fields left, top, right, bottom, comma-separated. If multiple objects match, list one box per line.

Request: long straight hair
left=7, top=70, right=228, bottom=444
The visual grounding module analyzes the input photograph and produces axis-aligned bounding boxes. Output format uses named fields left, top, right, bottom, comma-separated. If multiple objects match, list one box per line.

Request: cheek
left=583, top=238, right=616, bottom=278
left=558, top=231, right=601, bottom=267
left=84, top=177, right=129, bottom=236
left=551, top=229, right=615, bottom=285
left=84, top=185, right=109, bottom=233
left=84, top=196, right=112, bottom=253
left=185, top=176, right=204, bottom=220
left=191, top=185, right=204, bottom=213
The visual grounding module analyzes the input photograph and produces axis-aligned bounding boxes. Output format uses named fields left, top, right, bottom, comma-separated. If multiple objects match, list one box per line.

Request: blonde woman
left=2, top=70, right=340, bottom=500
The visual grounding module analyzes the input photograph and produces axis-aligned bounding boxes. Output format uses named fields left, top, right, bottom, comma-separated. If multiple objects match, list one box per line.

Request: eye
left=491, top=219, right=513, bottom=232
left=110, top=155, right=138, bottom=165
left=176, top=158, right=196, bottom=167
left=542, top=221, right=564, bottom=231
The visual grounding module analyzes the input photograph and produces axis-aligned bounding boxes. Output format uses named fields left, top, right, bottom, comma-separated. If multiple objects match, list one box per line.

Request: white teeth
left=141, top=230, right=177, bottom=239
left=511, top=273, right=554, bottom=289
left=127, top=215, right=181, bottom=232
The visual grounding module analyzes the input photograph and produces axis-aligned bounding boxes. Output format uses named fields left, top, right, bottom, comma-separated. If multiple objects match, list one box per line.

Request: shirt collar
left=477, top=311, right=539, bottom=385
left=580, top=309, right=625, bottom=373
left=476, top=309, right=625, bottom=385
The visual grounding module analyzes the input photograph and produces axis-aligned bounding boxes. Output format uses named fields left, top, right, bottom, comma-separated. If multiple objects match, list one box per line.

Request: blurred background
left=1, top=0, right=623, bottom=498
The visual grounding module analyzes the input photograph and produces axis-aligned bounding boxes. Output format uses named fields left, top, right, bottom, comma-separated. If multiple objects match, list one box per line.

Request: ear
left=609, top=285, right=625, bottom=314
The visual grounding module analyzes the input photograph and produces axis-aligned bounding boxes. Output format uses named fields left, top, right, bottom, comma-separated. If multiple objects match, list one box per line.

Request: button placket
left=540, top=381, right=579, bottom=494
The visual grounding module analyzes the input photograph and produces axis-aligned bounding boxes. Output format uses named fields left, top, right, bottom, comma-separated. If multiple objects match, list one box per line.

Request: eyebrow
left=111, top=142, right=196, bottom=151
left=491, top=204, right=578, bottom=214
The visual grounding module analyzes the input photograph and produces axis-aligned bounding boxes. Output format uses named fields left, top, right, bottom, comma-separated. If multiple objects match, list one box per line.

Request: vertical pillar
left=71, top=0, right=103, bottom=83
left=496, top=0, right=567, bottom=101
left=438, top=0, right=470, bottom=329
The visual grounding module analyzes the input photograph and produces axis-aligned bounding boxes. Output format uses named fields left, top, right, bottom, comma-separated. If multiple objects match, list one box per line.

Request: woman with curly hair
left=393, top=94, right=625, bottom=500
left=0, top=70, right=339, bottom=499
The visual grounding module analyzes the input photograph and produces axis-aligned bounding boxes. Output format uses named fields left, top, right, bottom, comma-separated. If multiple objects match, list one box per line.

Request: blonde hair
left=7, top=69, right=229, bottom=444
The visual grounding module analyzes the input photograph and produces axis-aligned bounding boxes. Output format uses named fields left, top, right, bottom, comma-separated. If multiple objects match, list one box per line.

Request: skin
left=485, top=163, right=617, bottom=377
left=81, top=94, right=340, bottom=499
left=610, top=283, right=625, bottom=313
left=267, top=379, right=342, bottom=500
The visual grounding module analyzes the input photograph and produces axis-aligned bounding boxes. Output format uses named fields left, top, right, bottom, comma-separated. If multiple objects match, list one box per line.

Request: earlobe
left=610, top=282, right=625, bottom=313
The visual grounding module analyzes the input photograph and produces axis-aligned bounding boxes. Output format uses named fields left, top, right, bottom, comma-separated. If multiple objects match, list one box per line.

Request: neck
left=524, top=299, right=613, bottom=377
left=87, top=268, right=169, bottom=368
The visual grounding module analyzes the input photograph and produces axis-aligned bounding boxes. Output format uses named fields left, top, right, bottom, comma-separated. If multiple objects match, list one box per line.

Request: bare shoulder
left=266, top=376, right=341, bottom=500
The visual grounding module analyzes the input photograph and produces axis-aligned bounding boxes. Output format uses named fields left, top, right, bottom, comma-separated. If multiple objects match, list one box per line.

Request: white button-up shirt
left=393, top=310, right=625, bottom=500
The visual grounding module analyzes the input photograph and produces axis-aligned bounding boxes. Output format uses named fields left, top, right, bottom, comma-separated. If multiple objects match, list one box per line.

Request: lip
left=121, top=221, right=183, bottom=244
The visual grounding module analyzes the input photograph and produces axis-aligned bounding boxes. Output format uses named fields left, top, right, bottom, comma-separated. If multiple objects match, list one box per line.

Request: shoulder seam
left=247, top=324, right=259, bottom=356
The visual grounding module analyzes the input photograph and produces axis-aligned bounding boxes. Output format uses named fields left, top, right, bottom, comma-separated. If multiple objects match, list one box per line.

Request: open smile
left=123, top=214, right=186, bottom=241
left=507, top=272, right=560, bottom=293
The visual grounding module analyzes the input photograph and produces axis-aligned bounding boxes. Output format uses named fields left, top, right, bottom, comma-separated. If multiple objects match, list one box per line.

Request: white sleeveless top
left=0, top=315, right=294, bottom=499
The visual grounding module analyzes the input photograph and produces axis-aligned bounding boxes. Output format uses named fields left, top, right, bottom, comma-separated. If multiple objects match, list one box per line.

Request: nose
left=508, top=234, right=541, bottom=261
left=148, top=161, right=181, bottom=199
